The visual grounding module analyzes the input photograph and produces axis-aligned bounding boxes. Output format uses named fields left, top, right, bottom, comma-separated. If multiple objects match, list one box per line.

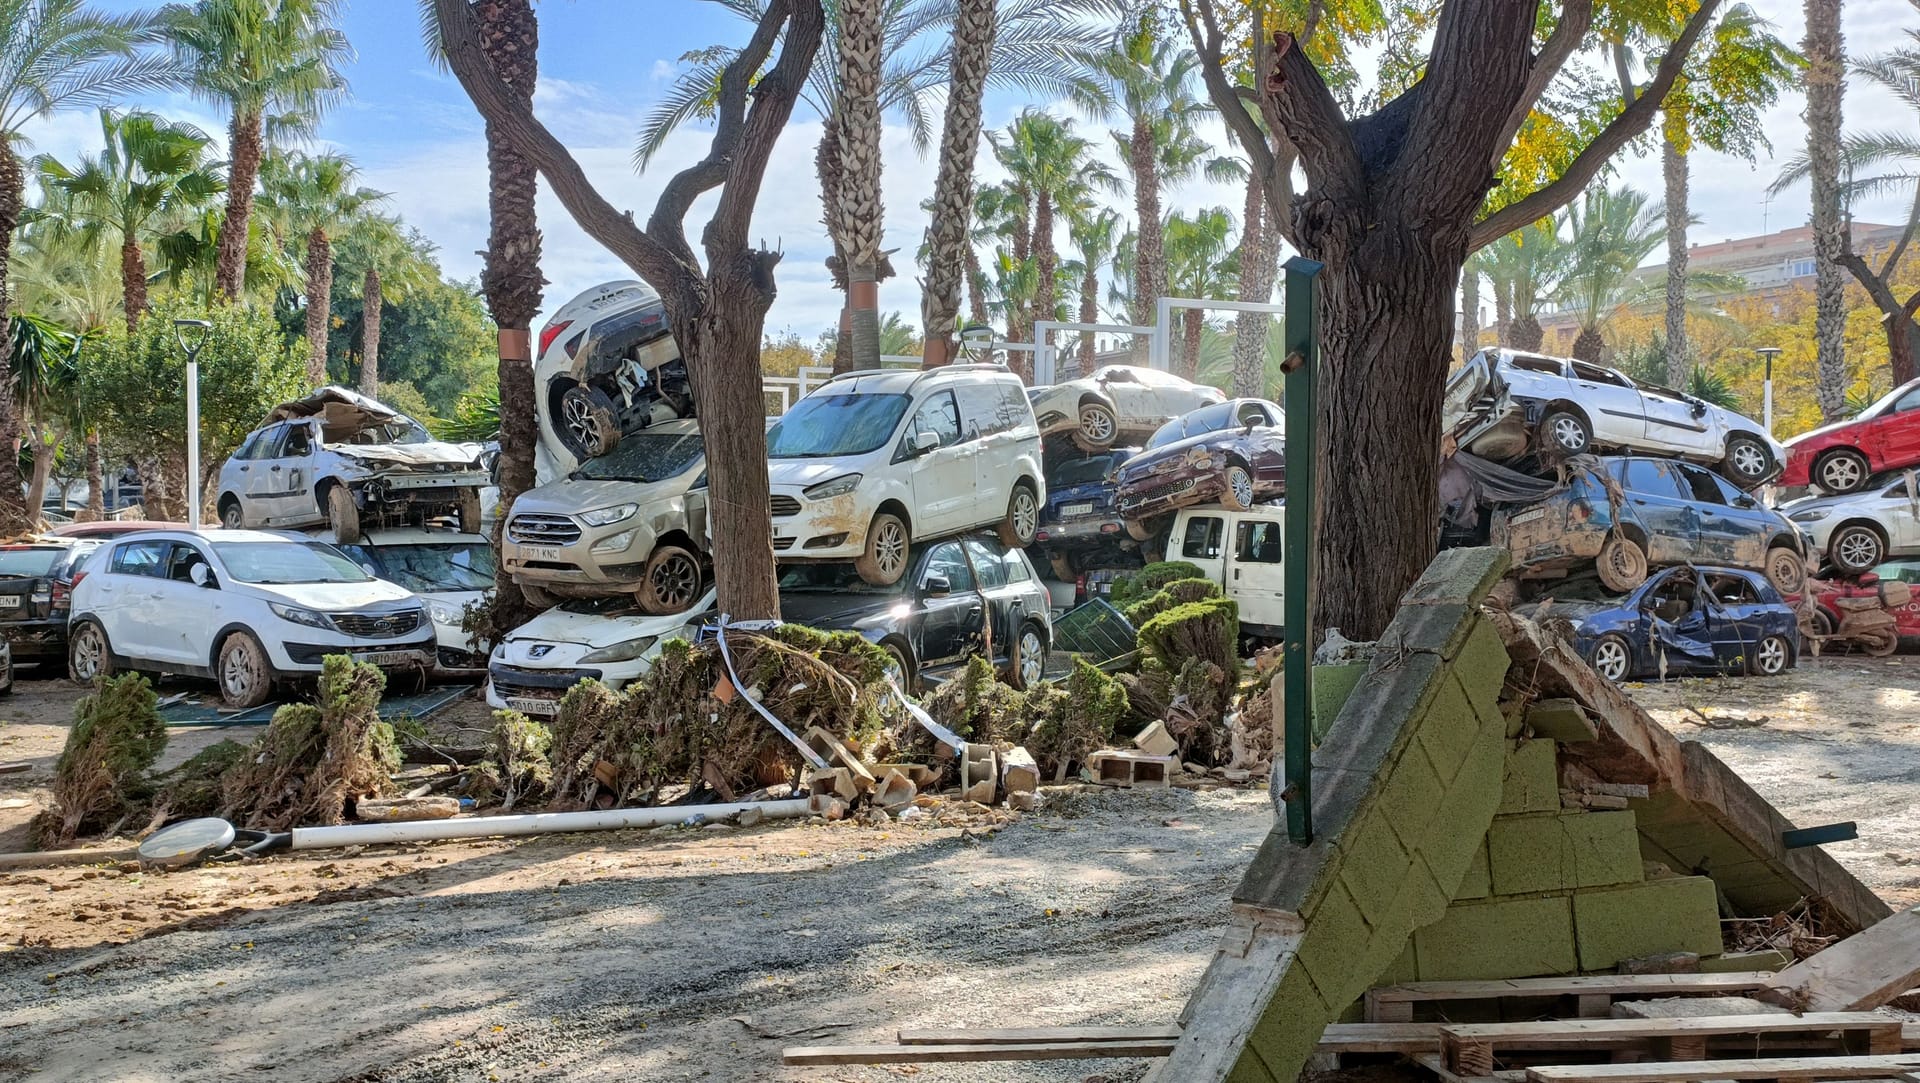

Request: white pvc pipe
left=286, top=799, right=813, bottom=850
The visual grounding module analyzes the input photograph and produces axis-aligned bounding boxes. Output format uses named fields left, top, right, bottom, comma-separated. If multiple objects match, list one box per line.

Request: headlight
left=269, top=603, right=333, bottom=630
left=589, top=528, right=637, bottom=555
left=1186, top=448, right=1213, bottom=467
left=426, top=601, right=462, bottom=625
left=580, top=503, right=638, bottom=527
left=804, top=473, right=862, bottom=500
left=579, top=635, right=659, bottom=664
left=1789, top=509, right=1831, bottom=522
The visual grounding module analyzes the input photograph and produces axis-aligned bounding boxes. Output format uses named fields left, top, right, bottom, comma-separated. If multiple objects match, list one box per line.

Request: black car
left=778, top=535, right=1053, bottom=692
left=0, top=541, right=99, bottom=667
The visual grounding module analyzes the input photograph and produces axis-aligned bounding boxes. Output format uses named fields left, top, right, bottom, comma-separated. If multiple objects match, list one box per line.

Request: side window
left=282, top=421, right=315, bottom=457
left=1675, top=465, right=1728, bottom=505
left=1510, top=356, right=1565, bottom=376
left=1620, top=460, right=1684, bottom=499
left=1708, top=575, right=1758, bottom=606
left=1179, top=515, right=1224, bottom=559
left=954, top=385, right=1007, bottom=440
left=922, top=541, right=974, bottom=591
left=1894, top=386, right=1920, bottom=413
left=1570, top=361, right=1631, bottom=387
left=1235, top=520, right=1284, bottom=564
left=906, top=391, right=962, bottom=449
left=1001, top=547, right=1031, bottom=583
left=965, top=539, right=1007, bottom=588
left=111, top=540, right=170, bottom=578
left=233, top=430, right=264, bottom=461
left=251, top=425, right=288, bottom=460
left=165, top=543, right=210, bottom=583
left=999, top=382, right=1033, bottom=432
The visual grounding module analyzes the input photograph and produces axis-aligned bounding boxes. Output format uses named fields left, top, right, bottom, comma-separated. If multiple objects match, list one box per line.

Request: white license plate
left=1061, top=502, right=1094, bottom=516
left=0, top=596, right=20, bottom=610
left=359, top=651, right=417, bottom=666
left=518, top=546, right=562, bottom=562
left=506, top=696, right=558, bottom=716
left=1508, top=508, right=1545, bottom=526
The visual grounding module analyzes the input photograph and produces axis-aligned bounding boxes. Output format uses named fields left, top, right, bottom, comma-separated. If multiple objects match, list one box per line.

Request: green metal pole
left=1280, top=256, right=1322, bottom=845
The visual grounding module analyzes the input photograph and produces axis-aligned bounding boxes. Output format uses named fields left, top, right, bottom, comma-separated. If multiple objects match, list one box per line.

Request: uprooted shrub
left=1107, top=561, right=1206, bottom=610
left=1122, top=576, right=1223, bottom=628
left=918, top=655, right=1026, bottom=747
left=31, top=673, right=168, bottom=847
left=1024, top=658, right=1131, bottom=780
left=465, top=711, right=553, bottom=812
left=152, top=739, right=250, bottom=820
left=1137, top=596, right=1240, bottom=682
left=219, top=656, right=400, bottom=830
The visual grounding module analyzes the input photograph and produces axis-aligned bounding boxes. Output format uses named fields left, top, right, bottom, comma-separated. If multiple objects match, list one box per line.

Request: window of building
left=1790, top=258, right=1816, bottom=277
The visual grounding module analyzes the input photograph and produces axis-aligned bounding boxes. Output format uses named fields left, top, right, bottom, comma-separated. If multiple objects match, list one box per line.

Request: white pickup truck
left=1160, top=503, right=1286, bottom=641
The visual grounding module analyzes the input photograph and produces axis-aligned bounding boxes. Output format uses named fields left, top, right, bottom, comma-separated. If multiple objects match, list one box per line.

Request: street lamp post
left=958, top=324, right=995, bottom=365
left=1755, top=347, right=1782, bottom=435
left=173, top=319, right=212, bottom=530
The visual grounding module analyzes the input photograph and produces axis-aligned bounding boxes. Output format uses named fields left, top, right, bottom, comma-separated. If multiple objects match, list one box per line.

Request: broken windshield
left=575, top=429, right=705, bottom=483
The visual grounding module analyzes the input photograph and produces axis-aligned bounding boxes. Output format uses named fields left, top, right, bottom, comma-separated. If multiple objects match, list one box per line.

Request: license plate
left=1061, top=502, right=1094, bottom=516
left=506, top=696, right=558, bottom=716
left=0, top=596, right=20, bottom=610
left=359, top=651, right=417, bottom=666
left=518, top=545, right=561, bottom=562
left=1508, top=508, right=1545, bottom=526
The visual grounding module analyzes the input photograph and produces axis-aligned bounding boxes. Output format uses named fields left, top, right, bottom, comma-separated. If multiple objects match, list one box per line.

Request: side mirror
left=922, top=574, right=952, bottom=597
left=189, top=563, right=214, bottom=588
left=1733, top=495, right=1757, bottom=509
left=910, top=431, right=940, bottom=455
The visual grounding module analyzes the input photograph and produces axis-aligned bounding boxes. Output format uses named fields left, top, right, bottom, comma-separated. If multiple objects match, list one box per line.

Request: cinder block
left=1452, top=617, right=1512, bottom=719
left=1417, top=669, right=1483, bottom=785
left=1336, top=806, right=1412, bottom=932
left=1311, top=663, right=1368, bottom=741
left=1133, top=719, right=1178, bottom=757
left=1572, top=875, right=1723, bottom=971
left=1488, top=810, right=1642, bottom=896
left=1454, top=841, right=1491, bottom=901
left=1414, top=895, right=1577, bottom=981
left=1499, top=739, right=1560, bottom=815
left=1296, top=880, right=1375, bottom=1009
left=1525, top=698, right=1599, bottom=743
left=1242, top=960, right=1334, bottom=1083
left=1420, top=711, right=1504, bottom=881
left=1375, top=741, right=1448, bottom=857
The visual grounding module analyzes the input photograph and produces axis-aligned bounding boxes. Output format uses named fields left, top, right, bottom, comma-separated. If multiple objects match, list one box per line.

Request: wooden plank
left=1440, top=1013, right=1899, bottom=1045
left=1760, top=909, right=1920, bottom=1012
left=899, top=1026, right=1182, bottom=1045
left=1414, top=1051, right=1527, bottom=1083
left=1525, top=1053, right=1920, bottom=1083
left=1372, top=973, right=1776, bottom=1005
left=0, top=845, right=139, bottom=870
left=0, top=761, right=30, bottom=775
left=783, top=1039, right=1177, bottom=1065
left=1320, top=1023, right=1447, bottom=1053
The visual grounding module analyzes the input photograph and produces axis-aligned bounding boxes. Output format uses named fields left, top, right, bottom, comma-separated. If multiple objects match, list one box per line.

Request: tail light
left=51, top=578, right=71, bottom=609
left=1075, top=573, right=1087, bottom=603
left=536, top=319, right=573, bottom=358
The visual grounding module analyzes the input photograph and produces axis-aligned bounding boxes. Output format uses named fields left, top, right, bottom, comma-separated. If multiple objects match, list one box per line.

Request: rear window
left=0, top=547, right=65, bottom=577
left=1050, top=454, right=1124, bottom=488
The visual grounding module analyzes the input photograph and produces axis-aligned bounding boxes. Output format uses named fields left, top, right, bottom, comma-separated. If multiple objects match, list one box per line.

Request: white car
left=1784, top=471, right=1920, bottom=574
left=1444, top=349, right=1785, bottom=487
left=534, top=280, right=691, bottom=476
left=1026, top=365, right=1227, bottom=450
left=485, top=588, right=717, bottom=716
left=67, top=529, right=434, bottom=708
left=329, top=528, right=494, bottom=675
left=766, top=365, right=1045, bottom=586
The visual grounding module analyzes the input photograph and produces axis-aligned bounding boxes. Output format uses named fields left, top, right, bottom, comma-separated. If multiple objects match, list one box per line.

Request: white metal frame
left=1150, top=296, right=1286, bottom=373
left=1033, top=320, right=1157, bottom=385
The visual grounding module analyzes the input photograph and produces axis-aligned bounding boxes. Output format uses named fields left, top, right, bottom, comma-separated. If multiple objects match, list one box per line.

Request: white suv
left=765, top=365, right=1045, bottom=586
left=67, top=529, right=435, bottom=708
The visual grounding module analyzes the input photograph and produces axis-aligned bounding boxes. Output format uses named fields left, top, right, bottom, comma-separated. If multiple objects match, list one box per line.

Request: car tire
left=1814, top=448, right=1871, bottom=494
left=1594, top=533, right=1649, bottom=592
left=1125, top=517, right=1157, bottom=543
left=855, top=511, right=910, bottom=586
left=1221, top=463, right=1255, bottom=512
left=559, top=384, right=622, bottom=459
left=878, top=637, right=916, bottom=695
left=1722, top=434, right=1773, bottom=486
left=997, top=483, right=1039, bottom=549
left=326, top=484, right=362, bottom=544
left=216, top=632, right=273, bottom=710
left=1008, top=620, right=1048, bottom=691
left=0, top=661, right=13, bottom=696
left=1828, top=524, right=1886, bottom=575
left=1049, top=551, right=1075, bottom=581
left=1075, top=403, right=1118, bottom=450
left=457, top=488, right=484, bottom=534
left=1589, top=633, right=1633, bottom=682
left=1540, top=409, right=1592, bottom=455
left=519, top=580, right=558, bottom=609
left=68, top=620, right=113, bottom=684
left=1748, top=634, right=1792, bottom=676
left=1764, top=545, right=1807, bottom=596
left=218, top=497, right=244, bottom=530
left=1811, top=608, right=1837, bottom=639
left=636, top=544, right=703, bottom=615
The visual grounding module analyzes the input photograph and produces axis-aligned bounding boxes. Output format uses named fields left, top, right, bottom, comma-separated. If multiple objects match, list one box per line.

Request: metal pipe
left=1279, top=257, right=1324, bottom=845
left=286, top=799, right=814, bottom=850
left=186, top=359, right=200, bottom=530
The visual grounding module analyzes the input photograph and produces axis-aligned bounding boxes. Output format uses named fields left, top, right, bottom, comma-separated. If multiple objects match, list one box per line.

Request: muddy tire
left=1828, top=523, right=1886, bottom=575
left=1764, top=545, right=1807, bottom=596
left=1722, top=434, right=1773, bottom=485
left=1075, top=402, right=1118, bottom=450
left=216, top=632, right=273, bottom=710
left=1220, top=463, right=1255, bottom=512
left=1814, top=448, right=1871, bottom=494
left=1748, top=634, right=1792, bottom=676
left=997, top=482, right=1039, bottom=548
left=326, top=484, right=362, bottom=544
left=878, top=637, right=916, bottom=695
left=518, top=580, right=558, bottom=609
left=1862, top=629, right=1900, bottom=657
left=1008, top=620, right=1048, bottom=691
left=68, top=620, right=113, bottom=684
left=636, top=544, right=703, bottom=615
left=1589, top=634, right=1633, bottom=682
left=1540, top=409, right=1592, bottom=455
left=559, top=384, right=622, bottom=460
left=457, top=488, right=484, bottom=534
left=855, top=511, right=910, bottom=586
left=1594, top=533, right=1649, bottom=593
left=218, top=497, right=244, bottom=530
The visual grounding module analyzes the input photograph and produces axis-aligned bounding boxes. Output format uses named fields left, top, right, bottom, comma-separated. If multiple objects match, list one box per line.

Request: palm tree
left=1556, top=186, right=1665, bottom=363
left=9, top=312, right=81, bottom=518
left=1802, top=0, right=1848, bottom=420
left=832, top=0, right=884, bottom=371
left=257, top=151, right=387, bottom=386
left=13, top=190, right=124, bottom=332
left=36, top=108, right=225, bottom=331
left=167, top=0, right=351, bottom=302
left=918, top=0, right=995, bottom=368
left=334, top=213, right=432, bottom=396
left=1067, top=205, right=1120, bottom=378
left=1479, top=220, right=1572, bottom=352
left=1163, top=206, right=1235, bottom=378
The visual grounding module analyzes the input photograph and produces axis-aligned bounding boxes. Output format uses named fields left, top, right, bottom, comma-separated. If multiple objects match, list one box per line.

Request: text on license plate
left=1508, top=508, right=1545, bottom=526
left=1061, top=502, right=1094, bottom=516
left=519, top=546, right=561, bottom=562
left=359, top=651, right=417, bottom=666
left=507, top=696, right=559, bottom=716
left=0, top=596, right=20, bottom=610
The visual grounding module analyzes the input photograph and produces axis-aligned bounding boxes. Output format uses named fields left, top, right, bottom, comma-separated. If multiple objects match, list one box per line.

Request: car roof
left=335, top=528, right=489, bottom=546
left=104, top=528, right=307, bottom=545
left=47, top=519, right=183, bottom=538
left=816, top=364, right=1014, bottom=397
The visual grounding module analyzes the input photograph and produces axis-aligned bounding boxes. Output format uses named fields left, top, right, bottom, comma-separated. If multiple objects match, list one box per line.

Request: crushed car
left=1444, top=348, right=1784, bottom=487
left=1026, top=365, right=1225, bottom=451
left=1781, top=376, right=1920, bottom=493
left=535, top=280, right=693, bottom=471
left=1811, top=559, right=1920, bottom=646
left=1783, top=470, right=1920, bottom=574
left=1518, top=565, right=1800, bottom=681
left=216, top=387, right=487, bottom=543
left=1033, top=447, right=1137, bottom=579
left=1114, top=398, right=1285, bottom=535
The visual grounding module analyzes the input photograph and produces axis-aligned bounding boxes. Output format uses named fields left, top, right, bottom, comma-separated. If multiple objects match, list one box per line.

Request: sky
left=32, top=0, right=1920, bottom=344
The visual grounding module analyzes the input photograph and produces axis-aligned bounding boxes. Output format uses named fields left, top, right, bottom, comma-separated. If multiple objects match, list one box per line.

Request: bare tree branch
left=709, top=0, right=823, bottom=260
left=1492, top=0, right=1595, bottom=169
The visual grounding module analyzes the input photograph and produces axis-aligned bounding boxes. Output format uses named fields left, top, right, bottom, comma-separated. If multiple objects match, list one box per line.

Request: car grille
left=508, top=513, right=582, bottom=545
left=1120, top=477, right=1197, bottom=510
left=332, top=611, right=423, bottom=639
left=490, top=664, right=603, bottom=700
left=773, top=536, right=796, bottom=551
left=770, top=495, right=801, bottom=517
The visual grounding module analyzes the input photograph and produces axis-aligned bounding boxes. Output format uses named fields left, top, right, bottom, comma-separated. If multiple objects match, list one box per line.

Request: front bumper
left=1117, top=474, right=1210, bottom=520
left=504, top=517, right=660, bottom=592
left=769, top=487, right=864, bottom=560
left=485, top=661, right=614, bottom=716
left=1036, top=515, right=1125, bottom=543
left=277, top=634, right=437, bottom=671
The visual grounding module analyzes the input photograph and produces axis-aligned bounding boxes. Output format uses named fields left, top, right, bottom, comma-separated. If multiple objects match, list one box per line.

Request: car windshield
left=1145, top=402, right=1233, bottom=449
left=346, top=541, right=495, bottom=592
left=1051, top=455, right=1124, bottom=487
left=779, top=563, right=906, bottom=595
left=574, top=429, right=705, bottom=482
left=213, top=541, right=372, bottom=584
left=767, top=393, right=910, bottom=458
left=1860, top=381, right=1920, bottom=419
left=0, top=546, right=65, bottom=577
left=336, top=419, right=431, bottom=446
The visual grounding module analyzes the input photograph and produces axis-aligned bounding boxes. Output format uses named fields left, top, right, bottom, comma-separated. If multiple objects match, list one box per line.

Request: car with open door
left=1026, top=365, right=1226, bottom=451
left=1781, top=377, right=1920, bottom=493
left=1518, top=566, right=1799, bottom=681
left=1783, top=470, right=1920, bottom=575
left=1444, top=349, right=1784, bottom=487
left=534, top=280, right=694, bottom=475
left=1114, top=398, right=1285, bottom=533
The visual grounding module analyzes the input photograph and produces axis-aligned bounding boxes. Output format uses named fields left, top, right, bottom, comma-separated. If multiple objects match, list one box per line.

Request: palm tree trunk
left=1459, top=262, right=1481, bottom=358
left=1232, top=167, right=1278, bottom=397
left=361, top=266, right=382, bottom=396
left=1571, top=324, right=1606, bottom=363
left=304, top=226, right=333, bottom=387
left=965, top=247, right=989, bottom=327
left=215, top=110, right=263, bottom=301
left=1032, top=190, right=1055, bottom=381
left=1076, top=260, right=1098, bottom=378
left=1181, top=308, right=1203, bottom=379
left=1130, top=116, right=1165, bottom=364
left=25, top=427, right=55, bottom=518
left=835, top=0, right=884, bottom=372
left=120, top=237, right=147, bottom=332
left=1663, top=130, right=1691, bottom=385
left=0, top=144, right=31, bottom=536
left=84, top=430, right=104, bottom=520
left=920, top=0, right=997, bottom=369
left=1805, top=0, right=1849, bottom=421
left=1493, top=277, right=1513, bottom=347
left=817, top=128, right=855, bottom=375
left=1511, top=313, right=1544, bottom=352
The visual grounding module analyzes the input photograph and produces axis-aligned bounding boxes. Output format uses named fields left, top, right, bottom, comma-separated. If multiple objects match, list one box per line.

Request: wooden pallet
left=1439, top=1014, right=1904, bottom=1076
left=1366, top=973, right=1777, bottom=1023
left=1524, top=1053, right=1920, bottom=1083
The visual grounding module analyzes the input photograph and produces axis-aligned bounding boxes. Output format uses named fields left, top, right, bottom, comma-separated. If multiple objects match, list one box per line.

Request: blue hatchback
left=1521, top=565, right=1800, bottom=682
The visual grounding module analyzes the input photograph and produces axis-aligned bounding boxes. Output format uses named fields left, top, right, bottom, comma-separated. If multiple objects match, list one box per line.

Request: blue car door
left=1640, top=568, right=1719, bottom=673
left=1701, top=572, right=1770, bottom=670
left=1615, top=459, right=1701, bottom=565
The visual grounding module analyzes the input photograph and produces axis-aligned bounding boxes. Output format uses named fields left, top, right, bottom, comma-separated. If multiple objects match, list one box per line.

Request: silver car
left=1444, top=349, right=1785, bottom=487
left=1026, top=365, right=1225, bottom=451
left=1784, top=470, right=1920, bottom=574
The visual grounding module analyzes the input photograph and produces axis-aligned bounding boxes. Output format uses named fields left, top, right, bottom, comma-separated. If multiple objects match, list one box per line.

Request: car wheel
left=1540, top=409, right=1592, bottom=454
left=1722, top=434, right=1773, bottom=485
left=1076, top=403, right=1118, bottom=449
left=1811, top=608, right=1836, bottom=639
left=1828, top=524, right=1885, bottom=575
left=1125, top=517, right=1157, bottom=543
left=457, top=488, right=484, bottom=534
left=559, top=384, right=622, bottom=459
left=855, top=512, right=910, bottom=586
left=218, top=498, right=244, bottom=530
left=1009, top=621, right=1047, bottom=691
left=1589, top=634, right=1633, bottom=682
left=1814, top=448, right=1871, bottom=494
left=0, top=659, right=13, bottom=696
left=1764, top=545, right=1807, bottom=596
left=636, top=544, right=703, bottom=615
left=997, top=483, right=1039, bottom=548
left=519, top=580, right=558, bottom=609
left=1594, top=533, right=1649, bottom=592
left=68, top=621, right=113, bottom=684
left=216, top=632, right=273, bottom=710
left=1049, top=551, right=1075, bottom=581
left=878, top=637, right=916, bottom=695
left=1221, top=463, right=1255, bottom=512
left=1748, top=634, right=1792, bottom=676
left=326, top=485, right=362, bottom=544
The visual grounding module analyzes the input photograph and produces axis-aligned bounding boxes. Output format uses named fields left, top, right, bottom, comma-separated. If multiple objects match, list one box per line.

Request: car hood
left=766, top=460, right=866, bottom=488
left=1785, top=416, right=1865, bottom=446
left=1028, top=383, right=1088, bottom=414
left=777, top=590, right=906, bottom=631
left=1120, top=432, right=1239, bottom=477
left=504, top=591, right=716, bottom=649
left=246, top=578, right=419, bottom=611
left=511, top=476, right=688, bottom=518
left=329, top=441, right=483, bottom=468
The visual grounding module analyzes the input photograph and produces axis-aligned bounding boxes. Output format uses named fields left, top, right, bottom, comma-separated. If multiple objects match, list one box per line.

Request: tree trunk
left=1806, top=0, right=1849, bottom=421
left=304, top=226, right=333, bottom=387
left=1663, top=130, right=1690, bottom=385
left=1459, top=262, right=1480, bottom=359
left=1493, top=277, right=1512, bottom=347
left=817, top=127, right=855, bottom=375
left=919, top=0, right=996, bottom=369
left=1510, top=313, right=1544, bottom=351
left=361, top=266, right=382, bottom=396
left=1232, top=166, right=1279, bottom=397
left=834, top=0, right=884, bottom=372
left=1887, top=311, right=1920, bottom=386
left=24, top=427, right=54, bottom=521
left=1571, top=323, right=1606, bottom=363
left=1180, top=308, right=1203, bottom=379
left=965, top=246, right=989, bottom=327
left=120, top=236, right=147, bottom=332
left=215, top=110, right=263, bottom=301
left=1836, top=246, right=1920, bottom=386
left=84, top=431, right=104, bottom=520
left=1130, top=115, right=1164, bottom=364
left=1076, top=260, right=1098, bottom=379
left=0, top=144, right=31, bottom=536
left=1031, top=190, right=1056, bottom=382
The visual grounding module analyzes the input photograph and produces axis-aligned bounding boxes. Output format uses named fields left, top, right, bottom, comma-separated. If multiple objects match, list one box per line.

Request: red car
left=1782, top=378, right=1920, bottom=493
left=1812, top=558, right=1920, bottom=644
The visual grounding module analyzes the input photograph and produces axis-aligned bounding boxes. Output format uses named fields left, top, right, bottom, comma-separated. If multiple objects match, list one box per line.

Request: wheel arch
left=1830, top=516, right=1891, bottom=545
left=653, top=528, right=709, bottom=560
left=1076, top=391, right=1116, bottom=413
left=874, top=498, right=913, bottom=534
left=207, top=621, right=270, bottom=674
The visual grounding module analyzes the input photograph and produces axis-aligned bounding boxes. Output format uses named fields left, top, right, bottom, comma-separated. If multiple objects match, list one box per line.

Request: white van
left=1163, top=504, right=1286, bottom=639
left=766, top=365, right=1046, bottom=586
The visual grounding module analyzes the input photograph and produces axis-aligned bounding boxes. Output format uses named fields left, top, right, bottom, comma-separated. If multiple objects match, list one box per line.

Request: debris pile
left=31, top=674, right=168, bottom=847
left=217, top=656, right=401, bottom=830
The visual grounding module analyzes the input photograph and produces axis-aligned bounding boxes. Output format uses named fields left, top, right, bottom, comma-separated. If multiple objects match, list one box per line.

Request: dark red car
left=1113, top=398, right=1285, bottom=535
left=1782, top=378, right=1920, bottom=493
left=1812, top=558, right=1920, bottom=644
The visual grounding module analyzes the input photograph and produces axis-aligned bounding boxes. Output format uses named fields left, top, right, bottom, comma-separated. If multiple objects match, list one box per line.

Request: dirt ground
left=1, top=652, right=1918, bottom=1082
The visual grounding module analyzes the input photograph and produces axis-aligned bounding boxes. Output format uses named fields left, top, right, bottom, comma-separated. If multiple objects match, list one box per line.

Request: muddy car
left=1445, top=349, right=1784, bottom=487
left=1034, top=447, right=1137, bottom=577
left=1114, top=398, right=1285, bottom=535
left=216, top=387, right=487, bottom=543
left=535, top=280, right=694, bottom=471
left=1027, top=365, right=1225, bottom=451
left=1520, top=566, right=1800, bottom=681
left=1490, top=455, right=1807, bottom=596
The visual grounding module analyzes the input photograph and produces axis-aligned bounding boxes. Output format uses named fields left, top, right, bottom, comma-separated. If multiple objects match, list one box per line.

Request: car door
left=1167, top=512, right=1227, bottom=587
left=102, top=538, right=172, bottom=661
left=902, top=390, right=974, bottom=535
left=914, top=541, right=982, bottom=670
left=1670, top=464, right=1750, bottom=567
left=239, top=425, right=290, bottom=520
left=1639, top=568, right=1718, bottom=673
left=1616, top=459, right=1701, bottom=565
left=1870, top=384, right=1920, bottom=467
left=964, top=538, right=1023, bottom=662
left=1888, top=474, right=1920, bottom=550
left=1225, top=512, right=1286, bottom=630
left=1702, top=573, right=1770, bottom=669
left=1569, top=361, right=1649, bottom=446
left=1099, top=368, right=1153, bottom=425
left=956, top=383, right=1016, bottom=524
left=1636, top=383, right=1711, bottom=454
left=1238, top=401, right=1288, bottom=479
left=142, top=542, right=220, bottom=665
left=257, top=420, right=319, bottom=523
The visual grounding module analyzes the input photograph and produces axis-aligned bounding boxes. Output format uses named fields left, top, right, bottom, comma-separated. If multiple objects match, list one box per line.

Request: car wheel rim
left=1020, top=632, right=1044, bottom=685
left=654, top=555, right=699, bottom=608
left=563, top=397, right=595, bottom=447
left=1822, top=457, right=1862, bottom=490
left=1837, top=532, right=1878, bottom=569
left=882, top=651, right=905, bottom=688
left=876, top=523, right=905, bottom=575
left=221, top=649, right=254, bottom=698
left=1082, top=409, right=1114, bottom=442
left=1758, top=638, right=1786, bottom=674
left=1594, top=641, right=1627, bottom=680
left=73, top=630, right=100, bottom=679
left=1014, top=491, right=1036, bottom=538
left=1553, top=418, right=1585, bottom=450
left=222, top=506, right=241, bottom=529
left=1231, top=470, right=1254, bottom=506
left=1732, top=444, right=1765, bottom=477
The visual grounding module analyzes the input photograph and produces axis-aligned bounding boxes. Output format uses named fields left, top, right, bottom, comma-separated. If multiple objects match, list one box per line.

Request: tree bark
left=834, top=0, right=884, bottom=372
left=1805, top=0, right=1848, bottom=421
left=1232, top=163, right=1280, bottom=397
left=1571, top=323, right=1605, bottom=363
left=0, top=144, right=31, bottom=536
left=1031, top=189, right=1056, bottom=382
left=84, top=431, right=104, bottom=520
left=965, top=246, right=989, bottom=327
left=919, top=0, right=996, bottom=370
left=1836, top=245, right=1920, bottom=386
left=1663, top=130, right=1690, bottom=384
left=1493, top=275, right=1512, bottom=347
left=1076, top=259, right=1098, bottom=378
left=215, top=110, right=263, bottom=301
left=120, top=236, right=147, bottom=333
left=1129, top=114, right=1164, bottom=363
left=1180, top=307, right=1203, bottom=380
left=1510, top=313, right=1544, bottom=351
left=304, top=226, right=333, bottom=387
left=361, top=266, right=382, bottom=396
left=24, top=427, right=54, bottom=521
left=1459, top=261, right=1480, bottom=358
left=817, top=126, right=854, bottom=375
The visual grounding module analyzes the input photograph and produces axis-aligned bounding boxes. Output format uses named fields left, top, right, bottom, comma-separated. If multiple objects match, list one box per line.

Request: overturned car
left=535, top=280, right=694, bottom=472
left=216, top=387, right=487, bottom=542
